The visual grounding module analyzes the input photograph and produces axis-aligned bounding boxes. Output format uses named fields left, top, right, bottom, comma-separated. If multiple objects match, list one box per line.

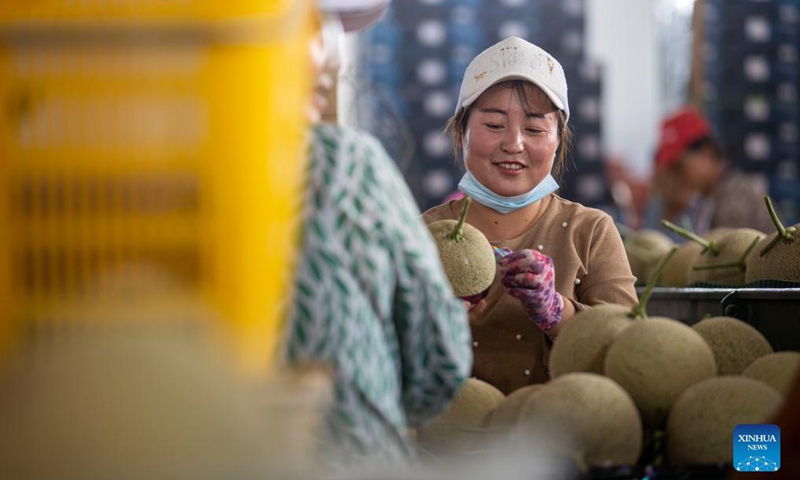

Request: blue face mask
left=457, top=170, right=559, bottom=215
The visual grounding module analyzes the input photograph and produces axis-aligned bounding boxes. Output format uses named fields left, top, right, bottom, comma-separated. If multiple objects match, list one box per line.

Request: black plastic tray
left=636, top=286, right=800, bottom=351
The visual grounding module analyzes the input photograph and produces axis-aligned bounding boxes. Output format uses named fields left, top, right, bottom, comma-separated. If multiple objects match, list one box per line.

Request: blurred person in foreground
left=284, top=0, right=472, bottom=470
left=643, top=106, right=774, bottom=240
left=422, top=37, right=637, bottom=395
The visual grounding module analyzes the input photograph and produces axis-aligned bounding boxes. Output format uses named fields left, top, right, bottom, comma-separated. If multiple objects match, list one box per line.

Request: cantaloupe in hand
left=743, top=351, right=800, bottom=396
left=428, top=197, right=496, bottom=303
left=516, top=373, right=642, bottom=467
left=604, top=317, right=717, bottom=427
left=666, top=376, right=783, bottom=465
left=415, top=377, right=505, bottom=457
left=692, top=316, right=773, bottom=375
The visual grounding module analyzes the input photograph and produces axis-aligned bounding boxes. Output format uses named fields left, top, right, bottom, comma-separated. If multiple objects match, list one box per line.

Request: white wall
left=587, top=0, right=661, bottom=180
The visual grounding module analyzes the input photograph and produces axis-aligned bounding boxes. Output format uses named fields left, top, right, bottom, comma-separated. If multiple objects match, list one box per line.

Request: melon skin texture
left=428, top=220, right=496, bottom=298
left=604, top=317, right=717, bottom=427
left=415, top=378, right=505, bottom=457
left=666, top=376, right=783, bottom=465
left=549, top=304, right=633, bottom=377
left=742, top=351, right=800, bottom=396
left=660, top=242, right=703, bottom=287
left=483, top=384, right=544, bottom=430
left=689, top=228, right=765, bottom=286
left=744, top=235, right=772, bottom=284
left=480, top=384, right=544, bottom=450
left=758, top=223, right=800, bottom=282
left=516, top=373, right=643, bottom=467
left=660, top=229, right=729, bottom=287
left=692, top=316, right=773, bottom=375
left=625, top=229, right=674, bottom=286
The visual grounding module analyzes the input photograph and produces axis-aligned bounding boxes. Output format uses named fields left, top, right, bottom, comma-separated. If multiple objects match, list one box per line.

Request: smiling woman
left=462, top=83, right=562, bottom=199
left=423, top=37, right=638, bottom=395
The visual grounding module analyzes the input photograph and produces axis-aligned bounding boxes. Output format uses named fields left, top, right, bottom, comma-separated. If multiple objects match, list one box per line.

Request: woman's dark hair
left=443, top=80, right=573, bottom=182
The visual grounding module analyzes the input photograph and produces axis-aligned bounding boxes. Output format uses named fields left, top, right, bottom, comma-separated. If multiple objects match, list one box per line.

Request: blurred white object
left=0, top=324, right=332, bottom=480
left=318, top=0, right=391, bottom=32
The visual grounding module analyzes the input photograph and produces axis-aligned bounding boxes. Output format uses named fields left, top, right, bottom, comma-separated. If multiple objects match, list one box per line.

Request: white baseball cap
left=455, top=37, right=570, bottom=121
left=317, top=0, right=391, bottom=32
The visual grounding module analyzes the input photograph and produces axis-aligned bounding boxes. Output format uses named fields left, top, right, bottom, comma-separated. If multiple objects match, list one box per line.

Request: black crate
left=637, top=286, right=800, bottom=351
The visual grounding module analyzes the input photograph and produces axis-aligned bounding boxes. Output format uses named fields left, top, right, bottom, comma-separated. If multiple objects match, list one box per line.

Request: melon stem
left=629, top=246, right=678, bottom=319
left=448, top=196, right=472, bottom=242
left=760, top=194, right=796, bottom=256
left=660, top=219, right=720, bottom=255
left=641, top=428, right=666, bottom=467
left=692, top=236, right=760, bottom=272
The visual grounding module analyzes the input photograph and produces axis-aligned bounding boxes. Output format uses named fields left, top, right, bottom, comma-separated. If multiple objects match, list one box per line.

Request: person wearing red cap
left=644, top=106, right=773, bottom=238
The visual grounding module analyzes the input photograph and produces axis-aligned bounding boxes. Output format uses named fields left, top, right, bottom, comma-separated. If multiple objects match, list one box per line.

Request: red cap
left=654, top=107, right=711, bottom=171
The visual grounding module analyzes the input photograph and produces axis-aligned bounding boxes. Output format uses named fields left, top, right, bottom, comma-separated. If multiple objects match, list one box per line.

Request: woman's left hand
left=498, top=249, right=563, bottom=331
left=464, top=299, right=487, bottom=323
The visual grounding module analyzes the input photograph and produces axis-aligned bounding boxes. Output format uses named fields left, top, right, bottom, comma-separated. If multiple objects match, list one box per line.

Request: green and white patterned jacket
left=287, top=124, right=472, bottom=467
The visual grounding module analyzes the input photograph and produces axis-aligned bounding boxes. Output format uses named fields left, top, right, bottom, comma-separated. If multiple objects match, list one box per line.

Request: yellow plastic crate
left=0, top=0, right=314, bottom=376
left=0, top=0, right=298, bottom=21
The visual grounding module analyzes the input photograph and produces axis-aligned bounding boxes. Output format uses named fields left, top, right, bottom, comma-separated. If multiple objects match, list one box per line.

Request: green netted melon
left=689, top=228, right=765, bottom=286
left=744, top=234, right=772, bottom=284
left=624, top=229, right=674, bottom=286
left=660, top=242, right=704, bottom=287
left=747, top=196, right=800, bottom=283
left=604, top=317, right=717, bottom=426
left=666, top=376, right=783, bottom=465
left=480, top=384, right=544, bottom=449
left=483, top=384, right=544, bottom=430
left=692, top=316, right=773, bottom=375
left=759, top=226, right=800, bottom=282
left=516, top=373, right=643, bottom=467
left=428, top=198, right=496, bottom=301
left=415, top=378, right=505, bottom=457
left=549, top=304, right=633, bottom=377
left=742, top=351, right=800, bottom=396
left=659, top=228, right=729, bottom=287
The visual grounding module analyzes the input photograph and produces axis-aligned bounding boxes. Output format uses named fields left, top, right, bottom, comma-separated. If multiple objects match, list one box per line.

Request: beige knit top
left=423, top=194, right=638, bottom=394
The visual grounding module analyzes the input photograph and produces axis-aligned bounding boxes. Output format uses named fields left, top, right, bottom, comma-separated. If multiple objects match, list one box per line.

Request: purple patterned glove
left=497, top=249, right=564, bottom=331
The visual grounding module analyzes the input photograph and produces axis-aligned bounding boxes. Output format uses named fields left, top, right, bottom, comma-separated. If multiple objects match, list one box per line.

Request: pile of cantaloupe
left=656, top=220, right=765, bottom=287
left=419, top=196, right=798, bottom=470
left=556, top=254, right=796, bottom=468
left=413, top=249, right=798, bottom=471
left=621, top=195, right=800, bottom=287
